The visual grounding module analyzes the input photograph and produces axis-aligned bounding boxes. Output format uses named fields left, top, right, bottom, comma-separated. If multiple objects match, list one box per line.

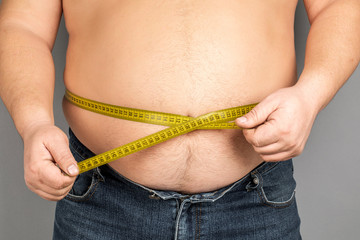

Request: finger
left=242, top=120, right=280, bottom=147
left=45, top=133, right=79, bottom=177
left=259, top=151, right=296, bottom=162
left=253, top=142, right=285, bottom=155
left=33, top=181, right=73, bottom=198
left=34, top=188, right=70, bottom=202
left=38, top=160, right=76, bottom=190
left=235, top=98, right=278, bottom=129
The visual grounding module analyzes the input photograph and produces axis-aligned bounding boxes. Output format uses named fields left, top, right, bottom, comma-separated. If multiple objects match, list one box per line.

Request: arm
left=0, top=0, right=78, bottom=201
left=298, top=0, right=360, bottom=111
left=236, top=0, right=360, bottom=161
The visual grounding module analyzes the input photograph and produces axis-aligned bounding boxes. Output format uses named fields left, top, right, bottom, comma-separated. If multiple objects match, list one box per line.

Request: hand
left=235, top=86, right=318, bottom=162
left=22, top=123, right=79, bottom=201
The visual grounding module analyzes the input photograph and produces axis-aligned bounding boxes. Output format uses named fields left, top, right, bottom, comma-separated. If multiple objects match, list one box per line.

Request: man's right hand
left=22, top=123, right=79, bottom=201
left=0, top=0, right=68, bottom=200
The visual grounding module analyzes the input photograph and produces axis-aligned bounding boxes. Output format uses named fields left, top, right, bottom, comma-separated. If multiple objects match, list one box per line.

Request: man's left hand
left=235, top=86, right=318, bottom=161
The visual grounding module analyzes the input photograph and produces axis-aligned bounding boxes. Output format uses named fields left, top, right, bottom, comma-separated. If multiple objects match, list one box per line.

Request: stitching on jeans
left=66, top=180, right=100, bottom=202
left=257, top=188, right=296, bottom=209
left=198, top=203, right=202, bottom=240
left=195, top=204, right=199, bottom=240
left=253, top=172, right=296, bottom=209
left=65, top=171, right=103, bottom=202
left=255, top=188, right=295, bottom=209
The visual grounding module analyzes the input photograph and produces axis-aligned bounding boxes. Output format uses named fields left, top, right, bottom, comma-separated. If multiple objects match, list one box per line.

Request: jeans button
left=149, top=192, right=160, bottom=200
left=253, top=177, right=259, bottom=185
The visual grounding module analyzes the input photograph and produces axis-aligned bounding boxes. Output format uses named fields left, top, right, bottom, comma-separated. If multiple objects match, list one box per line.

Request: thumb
left=46, top=136, right=79, bottom=177
left=235, top=100, right=277, bottom=129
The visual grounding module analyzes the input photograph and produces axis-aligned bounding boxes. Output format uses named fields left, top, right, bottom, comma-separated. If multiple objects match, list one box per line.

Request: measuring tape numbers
left=65, top=89, right=257, bottom=174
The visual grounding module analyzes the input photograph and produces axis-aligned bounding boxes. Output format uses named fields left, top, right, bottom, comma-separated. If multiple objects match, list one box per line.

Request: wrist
left=17, top=116, right=54, bottom=140
left=295, top=71, right=333, bottom=114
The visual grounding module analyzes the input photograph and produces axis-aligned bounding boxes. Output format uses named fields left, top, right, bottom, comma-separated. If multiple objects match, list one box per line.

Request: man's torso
left=62, top=0, right=298, bottom=193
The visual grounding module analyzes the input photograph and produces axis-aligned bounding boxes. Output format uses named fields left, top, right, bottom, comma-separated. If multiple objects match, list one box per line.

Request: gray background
left=0, top=1, right=359, bottom=239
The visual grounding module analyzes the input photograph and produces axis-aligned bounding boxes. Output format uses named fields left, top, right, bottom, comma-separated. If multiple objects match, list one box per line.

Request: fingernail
left=237, top=117, right=247, bottom=123
left=68, top=164, right=79, bottom=176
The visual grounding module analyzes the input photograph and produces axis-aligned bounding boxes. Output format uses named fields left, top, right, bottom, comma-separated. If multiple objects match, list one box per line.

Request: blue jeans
left=53, top=129, right=301, bottom=240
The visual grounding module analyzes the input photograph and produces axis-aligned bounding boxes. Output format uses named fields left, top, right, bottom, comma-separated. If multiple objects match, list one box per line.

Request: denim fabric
left=53, top=128, right=301, bottom=240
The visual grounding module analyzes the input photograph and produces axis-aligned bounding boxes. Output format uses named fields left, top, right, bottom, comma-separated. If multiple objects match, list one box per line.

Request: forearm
left=0, top=23, right=55, bottom=137
left=297, top=0, right=360, bottom=112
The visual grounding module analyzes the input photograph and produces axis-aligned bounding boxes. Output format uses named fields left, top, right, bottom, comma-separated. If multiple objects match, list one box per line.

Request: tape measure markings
left=65, top=89, right=256, bottom=173
left=65, top=90, right=239, bottom=129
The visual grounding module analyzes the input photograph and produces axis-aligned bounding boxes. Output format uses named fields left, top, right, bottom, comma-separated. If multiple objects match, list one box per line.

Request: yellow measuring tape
left=65, top=90, right=257, bottom=174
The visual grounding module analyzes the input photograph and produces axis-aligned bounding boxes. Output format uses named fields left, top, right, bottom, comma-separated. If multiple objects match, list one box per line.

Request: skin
left=0, top=0, right=359, bottom=201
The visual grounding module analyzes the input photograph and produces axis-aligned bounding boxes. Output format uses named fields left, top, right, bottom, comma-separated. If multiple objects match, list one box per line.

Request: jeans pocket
left=65, top=168, right=104, bottom=202
left=65, top=144, right=104, bottom=202
left=252, top=159, right=296, bottom=208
